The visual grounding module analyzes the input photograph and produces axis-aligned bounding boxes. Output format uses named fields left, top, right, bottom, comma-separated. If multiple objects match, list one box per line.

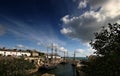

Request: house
left=30, top=51, right=39, bottom=57
left=0, top=48, right=45, bottom=58
left=0, top=49, right=31, bottom=57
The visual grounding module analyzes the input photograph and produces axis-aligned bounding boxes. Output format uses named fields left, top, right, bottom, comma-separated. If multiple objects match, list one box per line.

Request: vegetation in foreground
left=80, top=22, right=120, bottom=76
left=0, top=57, right=36, bottom=76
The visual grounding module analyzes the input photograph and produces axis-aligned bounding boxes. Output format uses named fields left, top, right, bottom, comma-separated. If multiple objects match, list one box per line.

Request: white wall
left=47, top=55, right=61, bottom=59
left=0, top=50, right=31, bottom=56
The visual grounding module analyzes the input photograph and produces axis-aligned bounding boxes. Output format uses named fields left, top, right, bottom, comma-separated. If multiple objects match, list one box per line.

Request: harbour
left=0, top=0, right=119, bottom=76
left=29, top=63, right=78, bottom=76
left=0, top=47, right=86, bottom=76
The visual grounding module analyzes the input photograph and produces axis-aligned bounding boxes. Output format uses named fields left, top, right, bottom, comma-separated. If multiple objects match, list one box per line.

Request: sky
left=0, top=0, right=120, bottom=57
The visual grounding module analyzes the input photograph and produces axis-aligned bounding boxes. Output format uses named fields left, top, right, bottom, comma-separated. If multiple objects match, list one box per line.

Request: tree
left=81, top=22, right=120, bottom=76
left=91, top=23, right=120, bottom=56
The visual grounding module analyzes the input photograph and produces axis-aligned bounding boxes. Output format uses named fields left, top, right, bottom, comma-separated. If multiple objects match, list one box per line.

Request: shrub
left=0, top=57, right=36, bottom=76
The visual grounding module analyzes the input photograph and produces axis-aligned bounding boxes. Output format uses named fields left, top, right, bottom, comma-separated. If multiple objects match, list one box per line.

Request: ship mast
left=55, top=47, right=57, bottom=62
left=73, top=51, right=76, bottom=61
left=46, top=46, right=49, bottom=63
left=51, top=43, right=53, bottom=61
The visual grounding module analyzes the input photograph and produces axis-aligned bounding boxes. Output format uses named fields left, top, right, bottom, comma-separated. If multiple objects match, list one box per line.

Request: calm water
left=30, top=63, right=78, bottom=76
left=68, top=57, right=88, bottom=61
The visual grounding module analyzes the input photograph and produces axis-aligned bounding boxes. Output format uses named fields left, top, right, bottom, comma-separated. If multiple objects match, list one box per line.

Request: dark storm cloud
left=61, top=0, right=120, bottom=42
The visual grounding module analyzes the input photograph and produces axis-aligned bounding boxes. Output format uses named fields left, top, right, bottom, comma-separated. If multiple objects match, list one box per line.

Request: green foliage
left=91, top=23, right=120, bottom=56
left=81, top=22, right=120, bottom=76
left=0, top=57, right=36, bottom=76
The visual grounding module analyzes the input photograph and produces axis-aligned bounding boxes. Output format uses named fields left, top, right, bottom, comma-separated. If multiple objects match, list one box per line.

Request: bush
left=0, top=57, right=36, bottom=76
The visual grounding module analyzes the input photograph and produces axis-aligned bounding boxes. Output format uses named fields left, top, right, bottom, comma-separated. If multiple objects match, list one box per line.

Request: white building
left=0, top=50, right=31, bottom=57
left=46, top=54, right=61, bottom=59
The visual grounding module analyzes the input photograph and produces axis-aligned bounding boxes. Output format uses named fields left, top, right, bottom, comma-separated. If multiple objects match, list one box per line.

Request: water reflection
left=30, top=63, right=77, bottom=76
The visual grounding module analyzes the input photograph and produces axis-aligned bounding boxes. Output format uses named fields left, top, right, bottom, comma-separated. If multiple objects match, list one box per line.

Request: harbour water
left=30, top=63, right=78, bottom=76
left=68, top=57, right=87, bottom=61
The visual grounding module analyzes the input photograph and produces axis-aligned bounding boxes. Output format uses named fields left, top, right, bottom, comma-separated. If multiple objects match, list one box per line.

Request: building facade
left=0, top=50, right=31, bottom=57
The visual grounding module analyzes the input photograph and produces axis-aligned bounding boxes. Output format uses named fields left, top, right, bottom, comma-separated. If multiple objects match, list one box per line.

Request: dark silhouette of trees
left=81, top=22, right=120, bottom=76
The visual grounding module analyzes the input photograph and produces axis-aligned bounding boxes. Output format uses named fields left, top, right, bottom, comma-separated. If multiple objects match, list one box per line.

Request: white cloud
left=16, top=44, right=25, bottom=49
left=75, top=48, right=95, bottom=56
left=37, top=42, right=68, bottom=53
left=0, top=25, right=6, bottom=36
left=78, top=0, right=88, bottom=9
left=37, top=42, right=41, bottom=46
left=100, top=0, right=120, bottom=19
left=61, top=0, right=120, bottom=42
left=75, top=49, right=85, bottom=53
left=58, top=46, right=68, bottom=52
left=60, top=28, right=72, bottom=34
left=74, top=48, right=92, bottom=56
left=61, top=13, right=100, bottom=42
left=88, top=0, right=108, bottom=10
left=61, top=15, right=70, bottom=24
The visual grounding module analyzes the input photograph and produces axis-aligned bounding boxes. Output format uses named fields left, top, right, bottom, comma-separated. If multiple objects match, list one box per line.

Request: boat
left=71, top=51, right=76, bottom=66
left=71, top=63, right=76, bottom=66
left=60, top=51, right=69, bottom=65
left=38, top=63, right=57, bottom=71
left=60, top=61, right=67, bottom=64
left=38, top=43, right=58, bottom=71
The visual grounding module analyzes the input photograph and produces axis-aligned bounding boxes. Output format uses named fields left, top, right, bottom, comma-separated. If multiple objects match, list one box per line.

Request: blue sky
left=0, top=0, right=120, bottom=57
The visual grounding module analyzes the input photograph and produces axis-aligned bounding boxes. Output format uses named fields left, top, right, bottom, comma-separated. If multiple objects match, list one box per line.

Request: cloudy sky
left=0, top=0, right=119, bottom=57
